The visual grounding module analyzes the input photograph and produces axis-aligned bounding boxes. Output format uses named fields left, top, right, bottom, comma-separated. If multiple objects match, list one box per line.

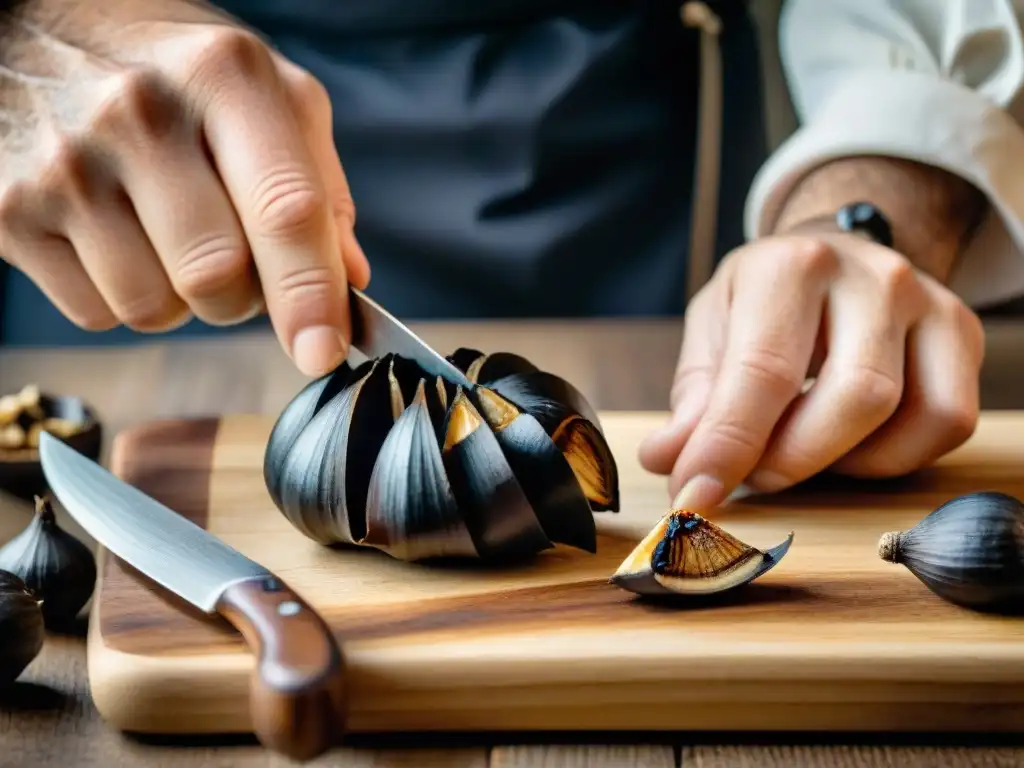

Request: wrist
left=769, top=156, right=986, bottom=284
left=779, top=202, right=895, bottom=250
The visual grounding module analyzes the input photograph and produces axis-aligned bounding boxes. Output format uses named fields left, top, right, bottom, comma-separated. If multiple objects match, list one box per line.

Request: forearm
left=770, top=156, right=988, bottom=284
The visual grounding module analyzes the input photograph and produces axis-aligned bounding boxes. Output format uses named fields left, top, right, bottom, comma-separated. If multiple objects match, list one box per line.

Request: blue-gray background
left=0, top=0, right=766, bottom=346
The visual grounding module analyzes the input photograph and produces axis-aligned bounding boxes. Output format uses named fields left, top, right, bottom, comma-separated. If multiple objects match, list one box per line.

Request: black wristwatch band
left=835, top=201, right=894, bottom=248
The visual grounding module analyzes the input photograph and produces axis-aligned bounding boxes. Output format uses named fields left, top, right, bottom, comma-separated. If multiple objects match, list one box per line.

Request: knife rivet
left=278, top=600, right=301, bottom=617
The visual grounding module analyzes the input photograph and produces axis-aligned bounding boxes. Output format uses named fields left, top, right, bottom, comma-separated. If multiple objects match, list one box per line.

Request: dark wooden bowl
left=0, top=394, right=103, bottom=501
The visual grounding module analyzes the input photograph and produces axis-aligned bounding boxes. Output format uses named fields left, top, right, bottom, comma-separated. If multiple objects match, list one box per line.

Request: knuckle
left=934, top=400, right=980, bottom=450
left=839, top=363, right=902, bottom=420
left=700, top=416, right=764, bottom=460
left=737, top=347, right=805, bottom=396
left=42, top=137, right=101, bottom=203
left=70, top=308, right=119, bottom=332
left=952, top=299, right=986, bottom=352
left=116, top=292, right=188, bottom=331
left=760, top=445, right=818, bottom=485
left=0, top=183, right=29, bottom=235
left=252, top=170, right=325, bottom=237
left=275, top=263, right=339, bottom=304
left=173, top=233, right=251, bottom=298
left=190, top=28, right=274, bottom=84
left=874, top=256, right=919, bottom=304
left=285, top=67, right=331, bottom=115
left=94, top=69, right=182, bottom=139
left=784, top=237, right=840, bottom=279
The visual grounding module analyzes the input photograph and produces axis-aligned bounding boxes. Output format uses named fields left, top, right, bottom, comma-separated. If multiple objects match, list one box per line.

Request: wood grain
left=11, top=330, right=1024, bottom=766
left=86, top=409, right=1024, bottom=739
left=493, top=746, right=676, bottom=767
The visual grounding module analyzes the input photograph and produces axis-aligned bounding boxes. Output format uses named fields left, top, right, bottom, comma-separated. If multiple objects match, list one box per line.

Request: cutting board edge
left=85, top=412, right=1024, bottom=737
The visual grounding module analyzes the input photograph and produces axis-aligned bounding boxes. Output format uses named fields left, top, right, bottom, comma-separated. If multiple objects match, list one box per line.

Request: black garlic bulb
left=878, top=491, right=1024, bottom=613
left=0, top=569, right=44, bottom=686
left=263, top=348, right=619, bottom=564
left=0, top=495, right=97, bottom=627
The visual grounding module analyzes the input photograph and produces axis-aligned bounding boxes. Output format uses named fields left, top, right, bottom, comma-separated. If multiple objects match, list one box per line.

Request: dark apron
left=0, top=0, right=765, bottom=346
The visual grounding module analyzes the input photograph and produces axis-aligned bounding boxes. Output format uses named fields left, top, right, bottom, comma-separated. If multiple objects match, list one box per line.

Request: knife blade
left=348, top=287, right=474, bottom=389
left=38, top=431, right=347, bottom=763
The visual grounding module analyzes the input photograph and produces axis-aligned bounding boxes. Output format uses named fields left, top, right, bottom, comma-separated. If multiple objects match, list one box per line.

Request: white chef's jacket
left=688, top=0, right=1024, bottom=308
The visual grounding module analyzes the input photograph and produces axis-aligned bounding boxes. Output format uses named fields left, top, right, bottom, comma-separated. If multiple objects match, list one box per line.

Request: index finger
left=669, top=240, right=836, bottom=508
left=198, top=32, right=351, bottom=377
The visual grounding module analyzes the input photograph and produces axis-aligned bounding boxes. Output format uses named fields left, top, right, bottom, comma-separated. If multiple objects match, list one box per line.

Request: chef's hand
left=0, top=0, right=369, bottom=377
left=638, top=232, right=985, bottom=509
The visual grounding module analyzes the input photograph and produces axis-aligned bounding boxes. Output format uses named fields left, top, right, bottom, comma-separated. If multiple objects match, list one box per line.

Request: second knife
left=38, top=431, right=347, bottom=763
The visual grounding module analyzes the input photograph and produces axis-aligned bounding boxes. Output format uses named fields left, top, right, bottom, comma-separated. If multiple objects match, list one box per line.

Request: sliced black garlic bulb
left=611, top=509, right=794, bottom=597
left=263, top=349, right=619, bottom=564
left=0, top=569, right=44, bottom=686
left=878, top=491, right=1024, bottom=614
left=0, top=495, right=97, bottom=628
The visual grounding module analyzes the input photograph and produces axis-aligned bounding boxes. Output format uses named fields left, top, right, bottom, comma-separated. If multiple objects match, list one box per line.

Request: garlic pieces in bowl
left=263, top=348, right=619, bottom=564
left=0, top=385, right=102, bottom=501
left=612, top=509, right=794, bottom=598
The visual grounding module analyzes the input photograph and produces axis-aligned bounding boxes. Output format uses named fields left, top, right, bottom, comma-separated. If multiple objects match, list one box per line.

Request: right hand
left=0, top=1, right=371, bottom=377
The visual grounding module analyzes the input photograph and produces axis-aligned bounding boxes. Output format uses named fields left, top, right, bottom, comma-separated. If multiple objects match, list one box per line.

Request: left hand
left=637, top=231, right=986, bottom=509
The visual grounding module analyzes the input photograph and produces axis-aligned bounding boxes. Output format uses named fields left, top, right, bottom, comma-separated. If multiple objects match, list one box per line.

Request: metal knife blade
left=38, top=432, right=347, bottom=761
left=348, top=287, right=474, bottom=389
left=40, top=429, right=266, bottom=612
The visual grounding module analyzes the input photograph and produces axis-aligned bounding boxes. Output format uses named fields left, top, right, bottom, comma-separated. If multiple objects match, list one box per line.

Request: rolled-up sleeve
left=744, top=0, right=1024, bottom=308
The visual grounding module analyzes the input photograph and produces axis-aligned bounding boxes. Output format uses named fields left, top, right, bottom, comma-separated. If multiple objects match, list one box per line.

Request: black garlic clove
left=0, top=569, right=44, bottom=686
left=471, top=387, right=597, bottom=553
left=440, top=388, right=553, bottom=561
left=484, top=372, right=619, bottom=512
left=0, top=496, right=96, bottom=628
left=878, top=491, right=1024, bottom=613
left=448, top=349, right=540, bottom=384
left=263, top=361, right=358, bottom=511
left=363, top=380, right=477, bottom=561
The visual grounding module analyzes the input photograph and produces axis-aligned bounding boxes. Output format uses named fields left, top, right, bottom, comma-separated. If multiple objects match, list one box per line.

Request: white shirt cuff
left=744, top=69, right=1024, bottom=309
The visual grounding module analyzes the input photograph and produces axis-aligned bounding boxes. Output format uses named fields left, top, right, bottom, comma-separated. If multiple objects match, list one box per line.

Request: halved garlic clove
left=439, top=387, right=553, bottom=561
left=451, top=348, right=619, bottom=513
left=611, top=510, right=793, bottom=597
left=473, top=386, right=597, bottom=554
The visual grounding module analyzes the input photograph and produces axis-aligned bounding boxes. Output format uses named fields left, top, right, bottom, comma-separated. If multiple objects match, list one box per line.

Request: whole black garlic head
left=0, top=569, right=44, bottom=686
left=611, top=509, right=794, bottom=598
left=263, top=348, right=620, bottom=564
left=0, top=495, right=97, bottom=628
left=878, top=491, right=1024, bottom=614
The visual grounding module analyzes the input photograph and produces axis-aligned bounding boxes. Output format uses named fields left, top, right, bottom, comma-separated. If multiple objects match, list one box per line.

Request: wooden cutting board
left=89, top=411, right=1024, bottom=736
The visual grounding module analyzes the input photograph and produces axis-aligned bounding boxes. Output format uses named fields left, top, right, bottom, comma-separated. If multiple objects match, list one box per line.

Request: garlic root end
left=878, top=531, right=903, bottom=563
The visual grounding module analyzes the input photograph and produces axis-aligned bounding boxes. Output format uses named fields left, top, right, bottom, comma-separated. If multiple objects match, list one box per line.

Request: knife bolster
left=216, top=575, right=347, bottom=761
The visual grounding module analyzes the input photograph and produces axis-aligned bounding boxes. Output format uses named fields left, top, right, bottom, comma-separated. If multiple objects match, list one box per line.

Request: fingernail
left=746, top=469, right=790, bottom=493
left=672, top=474, right=724, bottom=511
left=292, top=325, right=348, bottom=377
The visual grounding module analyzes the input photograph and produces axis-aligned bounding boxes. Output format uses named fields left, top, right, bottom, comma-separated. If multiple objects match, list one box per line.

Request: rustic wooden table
left=2, top=320, right=1024, bottom=767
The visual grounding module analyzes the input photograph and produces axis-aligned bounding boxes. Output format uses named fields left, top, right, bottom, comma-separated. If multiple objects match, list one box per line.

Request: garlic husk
left=0, top=569, right=44, bottom=685
left=453, top=349, right=619, bottom=512
left=612, top=510, right=794, bottom=597
left=263, top=349, right=616, bottom=564
left=0, top=496, right=97, bottom=627
left=878, top=491, right=1024, bottom=613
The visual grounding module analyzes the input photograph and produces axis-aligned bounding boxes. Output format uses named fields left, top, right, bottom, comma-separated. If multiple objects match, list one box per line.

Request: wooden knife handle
left=216, top=574, right=347, bottom=762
